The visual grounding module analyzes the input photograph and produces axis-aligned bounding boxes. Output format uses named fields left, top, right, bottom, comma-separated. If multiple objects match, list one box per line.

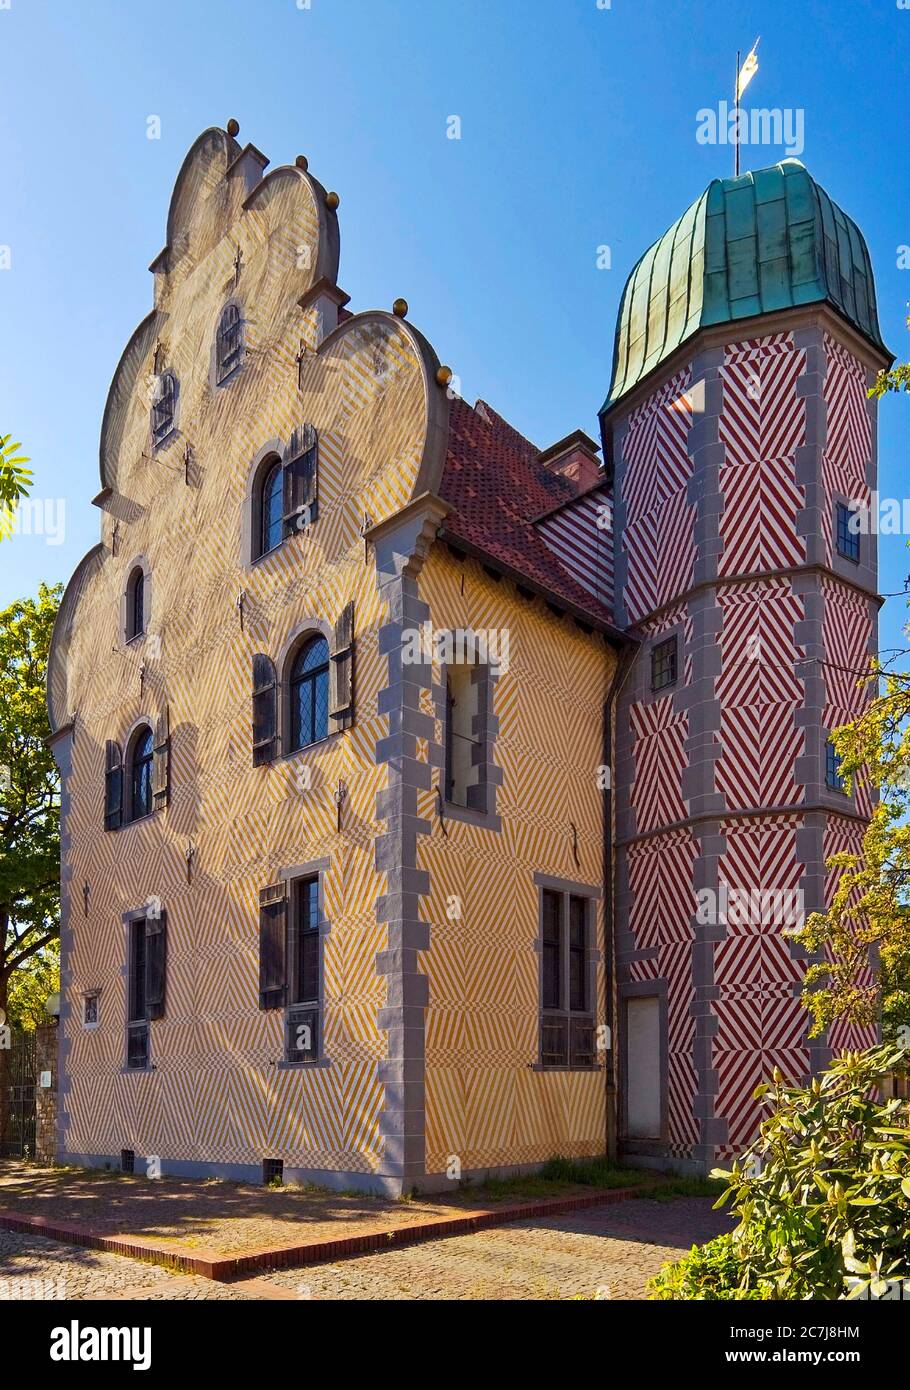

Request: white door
left=626, top=996, right=661, bottom=1139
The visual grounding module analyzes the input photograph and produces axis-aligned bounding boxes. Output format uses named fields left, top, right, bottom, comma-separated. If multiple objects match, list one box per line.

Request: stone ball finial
left=295, top=155, right=309, bottom=171
left=436, top=365, right=453, bottom=387
left=226, top=118, right=240, bottom=137
left=325, top=191, right=340, bottom=210
left=392, top=298, right=408, bottom=319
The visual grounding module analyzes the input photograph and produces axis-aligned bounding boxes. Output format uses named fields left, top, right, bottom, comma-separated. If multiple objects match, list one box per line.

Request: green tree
left=6, top=940, right=59, bottom=1029
left=0, top=435, right=32, bottom=541
left=0, top=584, right=61, bottom=1141
left=796, top=677, right=910, bottom=1039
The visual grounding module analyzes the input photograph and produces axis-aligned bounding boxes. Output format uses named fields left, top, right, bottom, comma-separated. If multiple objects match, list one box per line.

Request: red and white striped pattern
left=822, top=333, right=873, bottom=566
left=620, top=370, right=696, bottom=623
left=630, top=696, right=689, bottom=833
left=712, top=815, right=809, bottom=1155
left=535, top=484, right=614, bottom=609
left=628, top=829, right=700, bottom=1155
left=718, top=335, right=806, bottom=575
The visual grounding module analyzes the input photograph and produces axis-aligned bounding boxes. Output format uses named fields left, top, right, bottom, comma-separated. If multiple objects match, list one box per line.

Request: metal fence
left=1, top=1029, right=37, bottom=1158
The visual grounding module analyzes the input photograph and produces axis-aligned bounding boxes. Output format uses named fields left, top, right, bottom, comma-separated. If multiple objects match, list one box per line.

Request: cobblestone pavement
left=260, top=1198, right=730, bottom=1301
left=0, top=1227, right=239, bottom=1300
left=0, top=1161, right=624, bottom=1253
left=0, top=1198, right=728, bottom=1301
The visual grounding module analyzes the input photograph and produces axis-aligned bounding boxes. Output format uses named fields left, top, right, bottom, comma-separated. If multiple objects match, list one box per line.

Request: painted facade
left=48, top=129, right=889, bottom=1189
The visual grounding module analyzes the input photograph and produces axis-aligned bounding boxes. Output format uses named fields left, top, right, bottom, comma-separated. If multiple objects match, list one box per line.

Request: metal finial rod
left=734, top=50, right=740, bottom=178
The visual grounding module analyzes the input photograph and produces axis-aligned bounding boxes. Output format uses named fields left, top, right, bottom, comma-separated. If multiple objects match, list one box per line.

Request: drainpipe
left=602, top=642, right=638, bottom=1161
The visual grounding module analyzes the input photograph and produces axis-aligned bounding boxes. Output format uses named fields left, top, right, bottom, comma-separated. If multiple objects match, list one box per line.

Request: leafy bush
left=649, top=1043, right=910, bottom=1300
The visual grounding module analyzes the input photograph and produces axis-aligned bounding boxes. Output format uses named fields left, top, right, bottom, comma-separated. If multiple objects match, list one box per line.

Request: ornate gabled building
left=48, top=129, right=889, bottom=1192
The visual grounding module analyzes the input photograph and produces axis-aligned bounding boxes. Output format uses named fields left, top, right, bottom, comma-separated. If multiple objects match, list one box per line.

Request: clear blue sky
left=1, top=0, right=908, bottom=658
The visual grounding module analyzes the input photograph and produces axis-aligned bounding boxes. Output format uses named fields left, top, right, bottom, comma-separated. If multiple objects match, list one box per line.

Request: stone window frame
left=242, top=433, right=319, bottom=569
left=650, top=634, right=678, bottom=692
left=276, top=618, right=339, bottom=761
left=617, top=980, right=669, bottom=1149
left=211, top=297, right=245, bottom=389
left=434, top=658, right=502, bottom=831
left=81, top=990, right=101, bottom=1030
left=275, top=857, right=333, bottom=1072
left=120, top=902, right=159, bottom=1075
left=122, top=715, right=156, bottom=825
left=532, top=872, right=602, bottom=1072
left=834, top=498, right=861, bottom=565
left=150, top=369, right=179, bottom=451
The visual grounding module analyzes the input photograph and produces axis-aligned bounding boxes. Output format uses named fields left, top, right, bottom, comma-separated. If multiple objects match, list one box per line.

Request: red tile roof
left=438, top=397, right=621, bottom=634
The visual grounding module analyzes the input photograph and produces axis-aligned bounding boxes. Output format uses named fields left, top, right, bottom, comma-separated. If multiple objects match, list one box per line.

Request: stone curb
left=0, top=1182, right=664, bottom=1282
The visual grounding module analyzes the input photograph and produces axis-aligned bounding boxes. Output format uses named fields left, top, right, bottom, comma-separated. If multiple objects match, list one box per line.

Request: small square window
left=651, top=636, right=678, bottom=692
left=825, top=739, right=846, bottom=792
left=836, top=503, right=860, bottom=563
left=263, top=1158, right=284, bottom=1186
left=82, top=993, right=99, bottom=1027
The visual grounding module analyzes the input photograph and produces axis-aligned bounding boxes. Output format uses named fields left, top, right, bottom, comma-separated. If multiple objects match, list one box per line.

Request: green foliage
left=649, top=1232, right=771, bottom=1300
left=538, top=1155, right=644, bottom=1188
left=793, top=661, right=910, bottom=1039
left=6, top=940, right=59, bottom=1028
left=0, top=583, right=62, bottom=1006
left=0, top=435, right=33, bottom=540
left=649, top=1045, right=910, bottom=1300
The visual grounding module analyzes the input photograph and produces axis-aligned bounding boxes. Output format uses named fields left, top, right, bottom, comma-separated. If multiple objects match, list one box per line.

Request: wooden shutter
left=252, top=655, right=278, bottom=765
left=104, top=740, right=123, bottom=830
left=145, top=912, right=167, bottom=1020
left=259, top=883, right=287, bottom=1009
left=152, top=705, right=170, bottom=811
left=329, top=601, right=355, bottom=731
left=282, top=424, right=318, bottom=533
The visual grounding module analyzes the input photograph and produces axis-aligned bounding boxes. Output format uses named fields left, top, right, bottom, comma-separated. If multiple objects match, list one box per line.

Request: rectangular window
left=284, top=874, right=321, bottom=1064
left=539, top=889, right=594, bottom=1069
left=130, top=919, right=147, bottom=1022
left=826, top=738, right=846, bottom=792
left=444, top=663, right=480, bottom=807
left=542, top=890, right=561, bottom=1011
left=126, top=911, right=167, bottom=1069
left=82, top=993, right=99, bottom=1028
left=651, top=636, right=678, bottom=692
left=836, top=502, right=860, bottom=563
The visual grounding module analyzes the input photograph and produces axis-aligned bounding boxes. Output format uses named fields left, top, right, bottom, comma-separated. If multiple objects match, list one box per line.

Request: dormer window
left=151, top=371, right=178, bottom=445
left=217, top=303, right=243, bottom=382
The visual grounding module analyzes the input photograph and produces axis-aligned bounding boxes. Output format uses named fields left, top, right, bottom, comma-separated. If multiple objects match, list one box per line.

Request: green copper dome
left=603, top=160, right=887, bottom=411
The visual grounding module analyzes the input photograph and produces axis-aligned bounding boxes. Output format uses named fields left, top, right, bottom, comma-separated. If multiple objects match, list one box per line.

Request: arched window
left=259, top=460, right=284, bottom=557
left=217, top=303, right=242, bottom=381
left=128, top=726, right=154, bottom=822
left=289, top=636, right=330, bottom=751
left=151, top=372, right=177, bottom=444
left=126, top=567, right=145, bottom=641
